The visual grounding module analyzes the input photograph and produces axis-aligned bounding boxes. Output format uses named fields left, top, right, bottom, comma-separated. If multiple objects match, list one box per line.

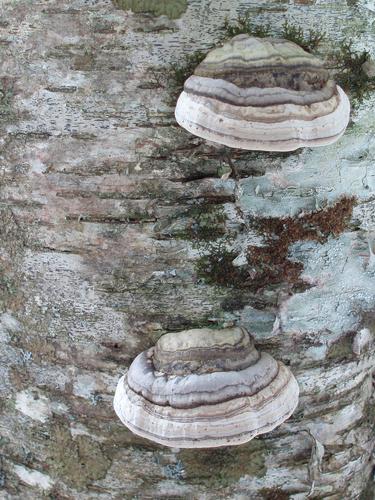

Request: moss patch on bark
left=155, top=204, right=228, bottom=242
left=334, top=42, right=375, bottom=104
left=196, top=197, right=356, bottom=292
left=246, top=196, right=356, bottom=292
left=221, top=11, right=271, bottom=39
left=196, top=243, right=247, bottom=288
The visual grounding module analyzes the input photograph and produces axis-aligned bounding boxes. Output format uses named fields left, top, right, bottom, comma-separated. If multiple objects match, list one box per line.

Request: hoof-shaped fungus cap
left=114, top=327, right=299, bottom=448
left=175, top=35, right=350, bottom=151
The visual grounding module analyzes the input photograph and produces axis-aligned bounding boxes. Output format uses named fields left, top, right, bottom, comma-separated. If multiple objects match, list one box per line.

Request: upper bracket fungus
left=113, top=327, right=299, bottom=448
left=175, top=35, right=350, bottom=151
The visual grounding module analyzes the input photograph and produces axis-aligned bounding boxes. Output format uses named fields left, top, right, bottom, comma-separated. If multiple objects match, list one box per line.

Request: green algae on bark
left=179, top=439, right=267, bottom=487
left=0, top=77, right=15, bottom=123
left=47, top=420, right=111, bottom=490
left=112, top=0, right=188, bottom=19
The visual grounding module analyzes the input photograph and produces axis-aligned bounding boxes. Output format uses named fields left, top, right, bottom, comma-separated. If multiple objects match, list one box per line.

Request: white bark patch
left=154, top=480, right=194, bottom=497
left=362, top=0, right=375, bottom=13
left=305, top=344, right=328, bottom=361
left=0, top=313, right=21, bottom=342
left=280, top=233, right=375, bottom=341
left=15, top=390, right=52, bottom=423
left=72, top=371, right=117, bottom=400
left=239, top=126, right=374, bottom=219
left=308, top=403, right=364, bottom=445
left=73, top=373, right=98, bottom=399
left=353, top=328, right=373, bottom=356
left=13, top=464, right=54, bottom=490
left=70, top=422, right=106, bottom=442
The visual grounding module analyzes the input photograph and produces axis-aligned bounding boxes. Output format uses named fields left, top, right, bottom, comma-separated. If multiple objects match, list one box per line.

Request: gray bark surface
left=0, top=0, right=374, bottom=499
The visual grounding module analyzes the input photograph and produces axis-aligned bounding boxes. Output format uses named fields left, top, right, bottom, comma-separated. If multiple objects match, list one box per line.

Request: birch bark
left=0, top=1, right=374, bottom=498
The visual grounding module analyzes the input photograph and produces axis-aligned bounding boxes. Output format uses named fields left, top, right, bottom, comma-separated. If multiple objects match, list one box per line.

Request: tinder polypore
left=113, top=327, right=299, bottom=448
left=175, top=35, right=350, bottom=151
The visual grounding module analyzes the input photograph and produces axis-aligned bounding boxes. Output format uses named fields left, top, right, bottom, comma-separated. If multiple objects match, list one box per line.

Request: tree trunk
left=0, top=1, right=374, bottom=498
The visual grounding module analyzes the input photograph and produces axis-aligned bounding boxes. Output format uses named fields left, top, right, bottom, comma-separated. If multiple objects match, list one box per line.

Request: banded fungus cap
left=113, top=327, right=299, bottom=448
left=175, top=34, right=350, bottom=151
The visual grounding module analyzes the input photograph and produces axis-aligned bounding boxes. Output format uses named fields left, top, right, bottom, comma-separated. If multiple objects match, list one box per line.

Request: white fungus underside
left=113, top=364, right=299, bottom=448
left=175, top=85, right=350, bottom=151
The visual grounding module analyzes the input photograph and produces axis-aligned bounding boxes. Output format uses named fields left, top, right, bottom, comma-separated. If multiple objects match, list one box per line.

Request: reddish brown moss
left=259, top=489, right=290, bottom=500
left=247, top=196, right=356, bottom=292
left=247, top=246, right=304, bottom=291
left=253, top=196, right=356, bottom=241
left=195, top=197, right=355, bottom=292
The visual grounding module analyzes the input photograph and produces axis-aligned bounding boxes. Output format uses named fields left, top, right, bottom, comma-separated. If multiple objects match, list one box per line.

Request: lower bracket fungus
left=113, top=327, right=299, bottom=448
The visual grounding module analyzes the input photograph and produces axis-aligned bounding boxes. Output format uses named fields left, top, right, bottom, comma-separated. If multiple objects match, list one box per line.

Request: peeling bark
left=0, top=1, right=374, bottom=499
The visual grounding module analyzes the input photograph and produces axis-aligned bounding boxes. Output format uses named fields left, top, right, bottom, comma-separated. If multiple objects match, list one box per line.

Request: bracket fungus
left=175, top=35, right=350, bottom=151
left=113, top=327, right=299, bottom=448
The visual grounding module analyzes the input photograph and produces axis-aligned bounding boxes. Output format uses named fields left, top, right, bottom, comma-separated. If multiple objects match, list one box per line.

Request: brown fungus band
left=114, top=327, right=299, bottom=448
left=175, top=35, right=350, bottom=151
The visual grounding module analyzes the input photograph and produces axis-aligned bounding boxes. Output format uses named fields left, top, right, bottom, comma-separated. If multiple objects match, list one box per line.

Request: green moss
left=334, top=41, right=375, bottom=104
left=169, top=50, right=207, bottom=92
left=222, top=12, right=271, bottom=38
left=220, top=15, right=325, bottom=53
left=47, top=420, right=111, bottom=490
left=175, top=205, right=227, bottom=242
left=161, top=205, right=234, bottom=289
left=280, top=21, right=325, bottom=53
left=196, top=242, right=247, bottom=288
left=112, top=0, right=187, bottom=19
left=179, top=439, right=267, bottom=488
